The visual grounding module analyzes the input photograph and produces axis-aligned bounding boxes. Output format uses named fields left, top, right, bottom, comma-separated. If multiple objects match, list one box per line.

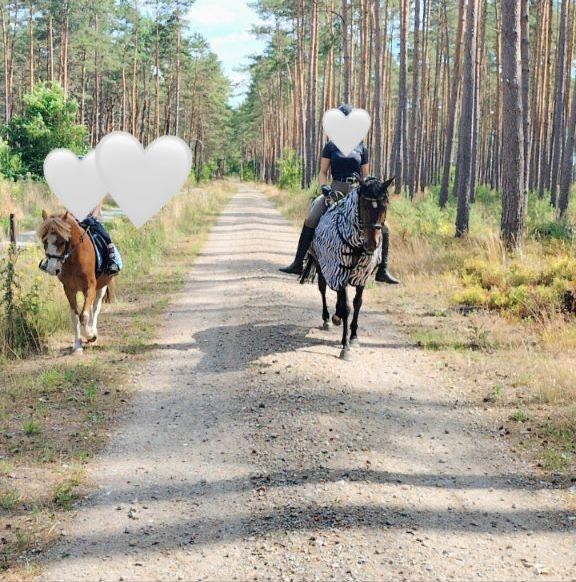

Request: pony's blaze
left=44, top=233, right=64, bottom=276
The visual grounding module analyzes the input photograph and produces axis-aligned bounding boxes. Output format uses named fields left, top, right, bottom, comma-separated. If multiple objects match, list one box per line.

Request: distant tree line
left=0, top=0, right=234, bottom=179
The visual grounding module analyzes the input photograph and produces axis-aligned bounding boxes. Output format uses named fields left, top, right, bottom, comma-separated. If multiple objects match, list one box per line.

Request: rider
left=279, top=103, right=399, bottom=284
left=86, top=203, right=121, bottom=276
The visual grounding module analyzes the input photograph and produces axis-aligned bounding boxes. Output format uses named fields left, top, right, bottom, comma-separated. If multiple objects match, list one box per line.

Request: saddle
left=79, top=216, right=122, bottom=277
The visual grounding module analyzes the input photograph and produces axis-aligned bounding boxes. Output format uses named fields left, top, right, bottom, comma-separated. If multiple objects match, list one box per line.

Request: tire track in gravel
left=38, top=184, right=575, bottom=581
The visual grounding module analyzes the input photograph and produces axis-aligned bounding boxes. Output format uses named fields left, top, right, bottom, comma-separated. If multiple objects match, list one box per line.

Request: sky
left=185, top=0, right=266, bottom=108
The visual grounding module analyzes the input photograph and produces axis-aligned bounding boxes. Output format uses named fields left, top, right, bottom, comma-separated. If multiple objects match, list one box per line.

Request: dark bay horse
left=302, top=175, right=394, bottom=360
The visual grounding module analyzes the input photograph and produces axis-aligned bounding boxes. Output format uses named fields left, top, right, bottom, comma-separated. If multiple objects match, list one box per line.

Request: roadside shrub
left=277, top=149, right=302, bottom=190
left=0, top=249, right=45, bottom=357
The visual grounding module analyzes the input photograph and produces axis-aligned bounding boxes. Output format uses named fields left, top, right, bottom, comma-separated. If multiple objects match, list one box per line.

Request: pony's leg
left=337, top=286, right=351, bottom=360
left=318, top=271, right=331, bottom=330
left=64, top=287, right=82, bottom=353
left=80, top=283, right=97, bottom=341
left=350, top=286, right=365, bottom=347
left=88, top=286, right=107, bottom=344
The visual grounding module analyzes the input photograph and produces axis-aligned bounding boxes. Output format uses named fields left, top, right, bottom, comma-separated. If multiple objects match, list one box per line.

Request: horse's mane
left=37, top=214, right=72, bottom=242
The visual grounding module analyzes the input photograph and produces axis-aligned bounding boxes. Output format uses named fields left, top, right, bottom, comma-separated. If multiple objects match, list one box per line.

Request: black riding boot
left=280, top=225, right=315, bottom=275
left=375, top=231, right=400, bottom=284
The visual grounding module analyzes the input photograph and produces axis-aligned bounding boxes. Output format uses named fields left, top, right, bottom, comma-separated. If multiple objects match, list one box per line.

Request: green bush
left=277, top=149, right=302, bottom=190
left=2, top=83, right=88, bottom=177
left=0, top=249, right=45, bottom=357
left=0, top=137, right=23, bottom=180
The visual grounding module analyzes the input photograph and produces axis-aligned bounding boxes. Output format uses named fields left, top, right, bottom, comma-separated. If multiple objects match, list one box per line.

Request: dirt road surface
left=39, top=185, right=575, bottom=581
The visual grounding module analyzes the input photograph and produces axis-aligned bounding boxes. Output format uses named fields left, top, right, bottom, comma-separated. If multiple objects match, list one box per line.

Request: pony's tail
left=300, top=255, right=317, bottom=285
left=104, top=279, right=115, bottom=303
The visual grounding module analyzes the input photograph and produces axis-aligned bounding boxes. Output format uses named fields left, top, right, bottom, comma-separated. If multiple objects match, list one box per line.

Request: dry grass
left=0, top=179, right=235, bottom=575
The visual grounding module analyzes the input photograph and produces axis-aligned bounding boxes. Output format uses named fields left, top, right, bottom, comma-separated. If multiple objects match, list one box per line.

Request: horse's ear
left=62, top=211, right=69, bottom=220
left=354, top=172, right=365, bottom=186
left=381, top=176, right=395, bottom=192
left=42, top=209, right=48, bottom=220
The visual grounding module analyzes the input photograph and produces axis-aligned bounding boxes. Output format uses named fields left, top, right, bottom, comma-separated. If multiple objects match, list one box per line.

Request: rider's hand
left=321, top=184, right=333, bottom=198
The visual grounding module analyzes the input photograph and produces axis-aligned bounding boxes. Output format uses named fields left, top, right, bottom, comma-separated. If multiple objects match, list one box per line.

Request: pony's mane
left=37, top=214, right=72, bottom=242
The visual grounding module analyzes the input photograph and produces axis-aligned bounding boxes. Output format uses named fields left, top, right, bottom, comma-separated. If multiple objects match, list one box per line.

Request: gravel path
left=39, top=185, right=575, bottom=581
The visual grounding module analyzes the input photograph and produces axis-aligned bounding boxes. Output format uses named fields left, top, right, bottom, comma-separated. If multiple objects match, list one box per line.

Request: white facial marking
left=45, top=234, right=63, bottom=276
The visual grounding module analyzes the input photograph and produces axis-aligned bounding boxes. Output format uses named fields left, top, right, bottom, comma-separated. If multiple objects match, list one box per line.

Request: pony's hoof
left=322, top=321, right=331, bottom=331
left=86, top=336, right=97, bottom=344
left=339, top=348, right=352, bottom=361
left=72, top=347, right=83, bottom=356
left=332, top=315, right=342, bottom=326
left=350, top=338, right=360, bottom=348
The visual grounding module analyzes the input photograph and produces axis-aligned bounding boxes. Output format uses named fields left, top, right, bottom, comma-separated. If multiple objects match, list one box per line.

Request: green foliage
left=0, top=488, right=20, bottom=510
left=0, top=248, right=45, bottom=358
left=276, top=149, right=302, bottom=190
left=2, top=83, right=88, bottom=177
left=22, top=418, right=41, bottom=436
left=510, top=409, right=529, bottom=422
left=0, top=138, right=23, bottom=180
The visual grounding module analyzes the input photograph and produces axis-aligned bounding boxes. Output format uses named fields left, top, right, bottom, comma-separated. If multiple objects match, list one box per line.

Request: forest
left=238, top=0, right=576, bottom=250
left=0, top=0, right=574, bottom=247
left=0, top=0, right=233, bottom=180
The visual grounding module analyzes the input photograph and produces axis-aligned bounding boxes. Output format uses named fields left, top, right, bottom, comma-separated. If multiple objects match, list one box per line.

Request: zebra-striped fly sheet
left=310, top=188, right=381, bottom=291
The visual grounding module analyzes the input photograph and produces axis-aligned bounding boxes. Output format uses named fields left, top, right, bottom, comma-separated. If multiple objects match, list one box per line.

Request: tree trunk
left=439, top=0, right=465, bottom=207
left=559, top=74, right=576, bottom=217
left=455, top=0, right=479, bottom=237
left=500, top=0, right=526, bottom=250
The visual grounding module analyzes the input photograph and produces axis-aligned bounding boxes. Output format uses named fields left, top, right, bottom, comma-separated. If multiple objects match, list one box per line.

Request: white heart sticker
left=43, top=149, right=108, bottom=220
left=95, top=132, right=192, bottom=228
left=322, top=108, right=371, bottom=157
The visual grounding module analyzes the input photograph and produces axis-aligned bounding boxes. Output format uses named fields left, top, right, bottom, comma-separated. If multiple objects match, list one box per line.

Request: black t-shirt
left=321, top=141, right=369, bottom=181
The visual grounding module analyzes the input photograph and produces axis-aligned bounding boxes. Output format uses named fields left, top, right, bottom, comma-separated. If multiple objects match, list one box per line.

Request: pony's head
left=37, top=210, right=72, bottom=276
left=355, top=174, right=394, bottom=253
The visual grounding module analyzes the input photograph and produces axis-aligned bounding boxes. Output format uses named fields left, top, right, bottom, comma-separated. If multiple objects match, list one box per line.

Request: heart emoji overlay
left=95, top=132, right=193, bottom=228
left=322, top=108, right=371, bottom=157
left=43, top=149, right=108, bottom=220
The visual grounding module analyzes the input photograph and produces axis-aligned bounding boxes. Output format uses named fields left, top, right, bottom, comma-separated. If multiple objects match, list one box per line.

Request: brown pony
left=38, top=210, right=114, bottom=354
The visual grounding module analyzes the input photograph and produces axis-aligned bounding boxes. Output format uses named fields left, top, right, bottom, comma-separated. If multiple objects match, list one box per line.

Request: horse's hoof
left=322, top=321, right=331, bottom=331
left=332, top=315, right=342, bottom=326
left=72, top=347, right=83, bottom=356
left=339, top=348, right=352, bottom=361
left=350, top=338, right=360, bottom=348
left=86, top=336, right=97, bottom=344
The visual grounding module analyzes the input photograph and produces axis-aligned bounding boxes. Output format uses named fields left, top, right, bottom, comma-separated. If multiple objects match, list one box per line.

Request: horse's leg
left=318, top=271, right=331, bottom=330
left=88, top=286, right=107, bottom=344
left=337, top=286, right=351, bottom=360
left=64, top=286, right=82, bottom=353
left=80, top=281, right=97, bottom=341
left=350, top=285, right=365, bottom=348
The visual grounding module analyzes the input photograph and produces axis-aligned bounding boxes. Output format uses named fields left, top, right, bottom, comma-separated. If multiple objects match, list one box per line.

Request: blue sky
left=185, top=0, right=266, bottom=107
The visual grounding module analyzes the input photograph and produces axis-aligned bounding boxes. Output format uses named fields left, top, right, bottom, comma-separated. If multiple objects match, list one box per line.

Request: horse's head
left=37, top=210, right=72, bottom=276
left=355, top=174, right=394, bottom=253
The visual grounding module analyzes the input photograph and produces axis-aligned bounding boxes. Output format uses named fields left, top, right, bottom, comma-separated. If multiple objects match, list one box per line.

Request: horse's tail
left=300, top=254, right=317, bottom=285
left=104, top=279, right=115, bottom=303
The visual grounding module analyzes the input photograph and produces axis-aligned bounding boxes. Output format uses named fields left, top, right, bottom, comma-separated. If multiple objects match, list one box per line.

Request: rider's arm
left=360, top=145, right=369, bottom=178
left=319, top=157, right=331, bottom=185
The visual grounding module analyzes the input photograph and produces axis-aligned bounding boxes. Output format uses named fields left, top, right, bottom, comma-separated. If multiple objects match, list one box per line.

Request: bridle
left=39, top=238, right=72, bottom=272
left=358, top=194, right=387, bottom=232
